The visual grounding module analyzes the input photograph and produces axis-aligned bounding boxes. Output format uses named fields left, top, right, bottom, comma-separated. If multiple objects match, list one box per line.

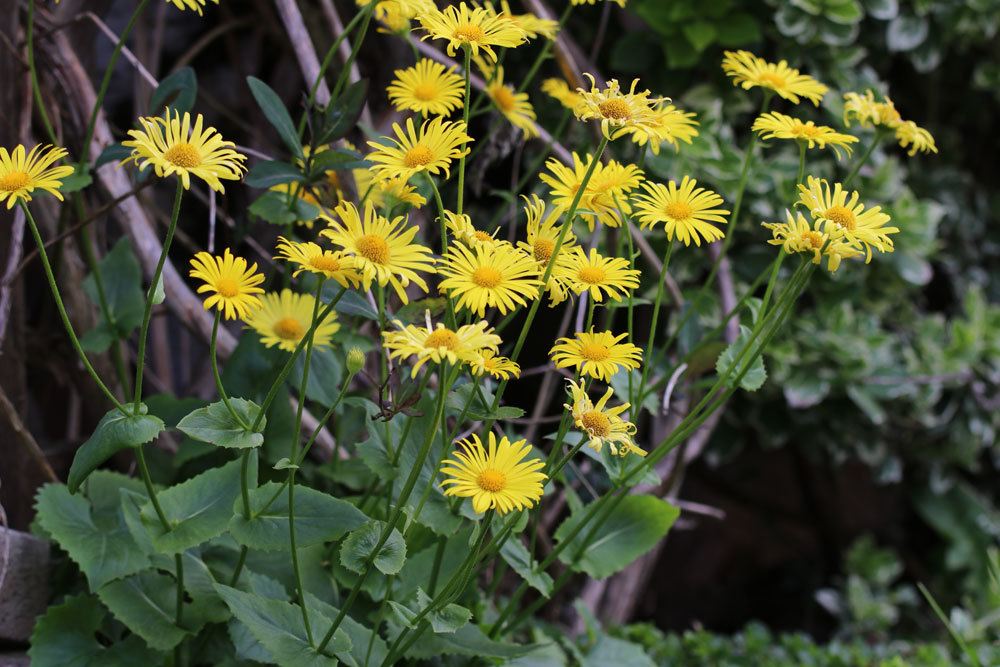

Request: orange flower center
left=533, top=238, right=555, bottom=263
left=474, top=230, right=494, bottom=242
left=0, top=171, right=31, bottom=192
left=758, top=72, right=787, bottom=89
left=803, top=230, right=824, bottom=248
left=310, top=254, right=342, bottom=272
left=357, top=234, right=390, bottom=264
left=472, top=266, right=502, bottom=288
left=424, top=328, right=459, bottom=350
left=492, top=86, right=517, bottom=113
left=477, top=468, right=507, bottom=492
left=273, top=317, right=305, bottom=341
left=454, top=23, right=486, bottom=42
left=581, top=410, right=611, bottom=437
left=598, top=98, right=631, bottom=120
left=824, top=205, right=856, bottom=231
left=403, top=144, right=435, bottom=168
left=578, top=266, right=606, bottom=284
left=794, top=123, right=822, bottom=139
left=216, top=278, right=240, bottom=298
left=663, top=201, right=693, bottom=221
left=164, top=142, right=202, bottom=169
left=413, top=83, right=439, bottom=101
left=579, top=343, right=610, bottom=361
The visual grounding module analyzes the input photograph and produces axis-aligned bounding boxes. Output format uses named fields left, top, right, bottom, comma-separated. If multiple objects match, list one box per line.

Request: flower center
left=492, top=86, right=517, bottom=112
left=472, top=266, right=502, bottom=288
left=413, top=83, right=439, bottom=101
left=597, top=98, right=631, bottom=120
left=273, top=317, right=305, bottom=341
left=357, top=234, right=390, bottom=264
left=164, top=142, right=202, bottom=169
left=579, top=343, right=610, bottom=361
left=477, top=468, right=507, bottom=492
left=824, top=205, right=856, bottom=231
left=533, top=238, right=555, bottom=263
left=758, top=72, right=787, bottom=89
left=454, top=23, right=486, bottom=42
left=216, top=278, right=240, bottom=298
left=403, top=145, right=435, bottom=168
left=424, top=328, right=459, bottom=350
left=663, top=201, right=693, bottom=221
left=474, top=230, right=494, bottom=242
left=581, top=410, right=611, bottom=437
left=578, top=266, right=606, bottom=284
left=0, top=171, right=31, bottom=192
left=803, top=230, right=824, bottom=248
left=794, top=123, right=821, bottom=139
left=310, top=254, right=341, bottom=272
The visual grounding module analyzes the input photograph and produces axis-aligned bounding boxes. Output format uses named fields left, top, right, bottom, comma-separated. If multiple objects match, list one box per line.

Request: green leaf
left=332, top=288, right=380, bottom=320
left=308, top=147, right=370, bottom=175
left=714, top=12, right=761, bottom=46
left=215, top=584, right=350, bottom=667
left=67, top=405, right=164, bottom=493
left=228, top=481, right=368, bottom=550
left=95, top=143, right=131, bottom=168
left=247, top=76, right=303, bottom=158
left=58, top=163, right=93, bottom=194
left=140, top=456, right=248, bottom=553
left=866, top=0, right=898, bottom=20
left=825, top=0, right=863, bottom=24
left=886, top=14, right=928, bottom=51
left=715, top=325, right=768, bottom=392
left=340, top=521, right=407, bottom=575
left=249, top=190, right=321, bottom=225
left=320, top=79, right=369, bottom=142
left=305, top=593, right=389, bottom=666
left=499, top=538, right=554, bottom=598
left=150, top=67, right=197, bottom=114
left=582, top=634, right=655, bottom=667
left=176, top=398, right=265, bottom=448
left=245, top=160, right=304, bottom=189
left=81, top=238, right=145, bottom=353
left=389, top=588, right=470, bottom=634
left=399, top=624, right=534, bottom=660
left=97, top=571, right=188, bottom=651
left=554, top=495, right=679, bottom=579
left=681, top=20, right=716, bottom=52
left=151, top=274, right=165, bottom=305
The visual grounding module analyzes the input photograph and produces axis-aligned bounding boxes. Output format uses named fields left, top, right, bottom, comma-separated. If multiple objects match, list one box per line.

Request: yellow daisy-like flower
left=498, top=0, right=559, bottom=39
left=549, top=329, right=642, bottom=382
left=895, top=120, right=937, bottom=156
left=440, top=433, right=546, bottom=514
left=353, top=167, right=427, bottom=211
left=570, top=0, right=626, bottom=7
left=274, top=237, right=362, bottom=288
left=762, top=210, right=863, bottom=273
left=470, top=349, right=521, bottom=380
left=516, top=195, right=574, bottom=306
left=565, top=380, right=644, bottom=457
left=366, top=116, right=472, bottom=184
left=168, top=0, right=220, bottom=15
left=122, top=110, right=247, bottom=192
left=797, top=176, right=898, bottom=262
left=486, top=67, right=539, bottom=138
left=320, top=200, right=436, bottom=303
left=574, top=73, right=662, bottom=141
left=358, top=0, right=436, bottom=33
left=722, top=50, right=828, bottom=106
left=556, top=247, right=640, bottom=303
left=634, top=176, right=730, bottom=246
left=438, top=242, right=542, bottom=316
left=419, top=2, right=527, bottom=63
left=245, top=289, right=340, bottom=352
left=541, top=78, right=585, bottom=112
left=382, top=320, right=501, bottom=377
left=842, top=90, right=902, bottom=129
left=387, top=59, right=465, bottom=117
left=625, top=102, right=699, bottom=155
left=443, top=210, right=502, bottom=248
left=0, top=144, right=74, bottom=209
left=189, top=248, right=265, bottom=320
left=752, top=111, right=859, bottom=159
left=540, top=152, right=643, bottom=230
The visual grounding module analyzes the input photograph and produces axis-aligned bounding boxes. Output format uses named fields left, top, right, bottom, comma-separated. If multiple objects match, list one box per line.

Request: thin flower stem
left=133, top=180, right=184, bottom=411
left=210, top=311, right=250, bottom=428
left=797, top=141, right=807, bottom=187
left=330, top=5, right=373, bottom=104
left=425, top=174, right=457, bottom=328
left=633, top=238, right=674, bottom=410
left=516, top=3, right=574, bottom=94
left=456, top=47, right=473, bottom=215
left=26, top=0, right=58, bottom=147
left=21, top=203, right=128, bottom=414
left=843, top=129, right=884, bottom=187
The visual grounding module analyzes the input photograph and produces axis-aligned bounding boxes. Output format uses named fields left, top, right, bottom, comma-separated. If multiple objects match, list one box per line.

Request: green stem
left=843, top=130, right=884, bottom=187
left=634, top=238, right=674, bottom=410
left=796, top=141, right=807, bottom=187
left=26, top=0, right=58, bottom=146
left=516, top=3, right=574, bottom=94
left=456, top=47, right=472, bottom=215
left=330, top=5, right=373, bottom=103
left=210, top=311, right=249, bottom=428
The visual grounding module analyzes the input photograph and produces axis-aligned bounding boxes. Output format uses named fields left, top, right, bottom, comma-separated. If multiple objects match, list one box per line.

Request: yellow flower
left=245, top=289, right=340, bottom=352
left=443, top=210, right=502, bottom=248
left=382, top=320, right=501, bottom=376
left=722, top=50, right=828, bottom=106
left=541, top=78, right=585, bottom=112
left=387, top=59, right=466, bottom=117
left=168, top=0, right=220, bottom=14
left=570, top=0, right=626, bottom=6
left=556, top=247, right=640, bottom=303
left=634, top=176, right=729, bottom=246
left=574, top=73, right=662, bottom=141
left=189, top=248, right=265, bottom=320
left=470, top=349, right=521, bottom=380
left=366, top=116, right=472, bottom=183
left=122, top=110, right=247, bottom=192
left=843, top=90, right=902, bottom=129
left=419, top=2, right=527, bottom=62
left=895, top=120, right=937, bottom=156
left=540, top=152, right=643, bottom=230
left=762, top=210, right=862, bottom=273
left=358, top=0, right=436, bottom=33
left=437, top=242, right=542, bottom=316
left=440, top=433, right=546, bottom=514
left=486, top=67, right=539, bottom=138
left=353, top=168, right=427, bottom=210
left=498, top=0, right=559, bottom=39
left=625, top=102, right=699, bottom=155
left=320, top=200, right=436, bottom=303
left=797, top=176, right=898, bottom=262
left=549, top=329, right=642, bottom=382
left=516, top=194, right=574, bottom=305
left=274, top=236, right=362, bottom=288
left=0, top=144, right=74, bottom=209
left=565, top=380, right=644, bottom=457
left=752, top=111, right=859, bottom=159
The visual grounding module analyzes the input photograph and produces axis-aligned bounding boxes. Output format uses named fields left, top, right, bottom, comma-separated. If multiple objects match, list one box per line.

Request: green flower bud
left=346, top=347, right=366, bottom=375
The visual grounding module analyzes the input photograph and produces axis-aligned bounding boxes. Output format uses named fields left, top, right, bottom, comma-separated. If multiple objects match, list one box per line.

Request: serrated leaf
left=150, top=67, right=197, bottom=114
left=499, top=538, right=554, bottom=597
left=97, top=571, right=188, bottom=651
left=389, top=588, right=470, bottom=634
left=176, top=398, right=264, bottom=448
left=273, top=457, right=299, bottom=470
left=245, top=160, right=304, bottom=188
left=247, top=76, right=303, bottom=158
left=340, top=521, right=407, bottom=575
left=67, top=405, right=164, bottom=493
left=715, top=325, right=768, bottom=392
left=228, top=481, right=368, bottom=551
left=305, top=593, right=389, bottom=666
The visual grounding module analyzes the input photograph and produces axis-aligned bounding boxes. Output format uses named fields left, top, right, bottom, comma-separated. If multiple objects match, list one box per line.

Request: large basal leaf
left=247, top=76, right=303, bottom=158
left=80, top=238, right=145, bottom=353
left=176, top=398, right=265, bottom=449
left=97, top=571, right=187, bottom=651
left=140, top=456, right=249, bottom=553
left=228, top=481, right=367, bottom=551
left=67, top=405, right=164, bottom=493
left=340, top=521, right=407, bottom=576
left=34, top=484, right=149, bottom=591
left=397, top=623, right=534, bottom=661
left=305, top=593, right=388, bottom=667
left=499, top=537, right=554, bottom=598
left=554, top=495, right=680, bottom=579
left=215, top=584, right=351, bottom=667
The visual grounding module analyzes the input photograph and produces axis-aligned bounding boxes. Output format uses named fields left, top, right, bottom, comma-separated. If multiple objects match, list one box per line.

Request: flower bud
left=346, top=347, right=366, bottom=375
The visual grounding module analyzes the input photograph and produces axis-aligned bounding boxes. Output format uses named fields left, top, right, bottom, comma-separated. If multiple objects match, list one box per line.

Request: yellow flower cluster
left=843, top=90, right=937, bottom=156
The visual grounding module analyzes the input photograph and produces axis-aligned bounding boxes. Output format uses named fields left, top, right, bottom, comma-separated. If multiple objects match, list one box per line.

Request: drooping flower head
left=556, top=247, right=640, bottom=303
left=470, top=349, right=521, bottom=380
left=245, top=289, right=340, bottom=352
left=122, top=110, right=247, bottom=191
left=722, top=50, right=828, bottom=106
left=574, top=74, right=663, bottom=141
left=189, top=248, right=265, bottom=320
left=419, top=2, right=527, bottom=62
left=274, top=237, right=362, bottom=288
left=443, top=210, right=502, bottom=248
left=762, top=210, right=863, bottom=273
left=366, top=117, right=472, bottom=183
left=634, top=176, right=729, bottom=246
left=752, top=112, right=859, bottom=160
left=895, top=121, right=937, bottom=156
left=565, top=380, right=644, bottom=457
left=842, top=90, right=902, bottom=129
left=387, top=59, right=466, bottom=117
left=540, top=152, right=644, bottom=230
left=382, top=319, right=501, bottom=376
left=440, top=433, right=546, bottom=514
left=541, top=78, right=585, bottom=113
left=625, top=101, right=699, bottom=155
left=437, top=242, right=542, bottom=316
left=549, top=329, right=642, bottom=382
left=797, top=176, right=898, bottom=262
left=0, top=144, right=74, bottom=209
